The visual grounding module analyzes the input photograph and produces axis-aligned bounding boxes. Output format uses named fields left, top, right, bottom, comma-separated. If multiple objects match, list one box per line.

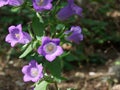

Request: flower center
left=30, top=67, right=39, bottom=77
left=44, top=42, right=57, bottom=54
left=36, top=0, right=44, bottom=6
left=15, top=33, right=20, bottom=39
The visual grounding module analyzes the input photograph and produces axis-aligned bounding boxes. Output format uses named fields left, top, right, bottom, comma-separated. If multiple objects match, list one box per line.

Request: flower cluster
left=2, top=0, right=84, bottom=89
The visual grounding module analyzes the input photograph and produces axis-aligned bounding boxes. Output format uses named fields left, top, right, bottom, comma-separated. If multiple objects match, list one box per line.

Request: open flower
left=5, top=24, right=32, bottom=47
left=0, top=0, right=24, bottom=7
left=37, top=37, right=63, bottom=62
left=33, top=0, right=53, bottom=12
left=65, top=26, right=83, bottom=44
left=22, top=60, right=43, bottom=82
left=57, top=0, right=82, bottom=20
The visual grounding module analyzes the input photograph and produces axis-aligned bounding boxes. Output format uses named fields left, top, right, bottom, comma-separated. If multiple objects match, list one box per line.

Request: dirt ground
left=0, top=52, right=120, bottom=90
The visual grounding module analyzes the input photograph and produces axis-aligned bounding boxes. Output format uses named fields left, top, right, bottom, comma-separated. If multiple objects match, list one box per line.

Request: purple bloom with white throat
left=0, top=0, right=24, bottom=7
left=33, top=0, right=53, bottom=12
left=57, top=0, right=82, bottom=20
left=22, top=60, right=43, bottom=82
left=65, top=26, right=83, bottom=44
left=5, top=24, right=32, bottom=47
left=37, top=37, right=63, bottom=62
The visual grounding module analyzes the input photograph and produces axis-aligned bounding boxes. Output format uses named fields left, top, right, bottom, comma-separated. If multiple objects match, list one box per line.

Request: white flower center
left=15, top=33, right=20, bottom=39
left=44, top=42, right=57, bottom=54
left=30, top=67, right=39, bottom=77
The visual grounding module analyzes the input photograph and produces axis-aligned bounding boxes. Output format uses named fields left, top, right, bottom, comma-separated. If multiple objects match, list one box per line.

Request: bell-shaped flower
left=5, top=24, right=32, bottom=47
left=0, top=0, right=24, bottom=7
left=57, top=0, right=82, bottom=20
left=37, top=37, right=63, bottom=62
left=22, top=60, right=43, bottom=82
left=65, top=26, right=83, bottom=44
left=33, top=0, right=53, bottom=12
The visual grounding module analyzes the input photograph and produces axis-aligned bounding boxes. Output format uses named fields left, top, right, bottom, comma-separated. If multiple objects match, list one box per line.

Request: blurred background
left=0, top=0, right=120, bottom=90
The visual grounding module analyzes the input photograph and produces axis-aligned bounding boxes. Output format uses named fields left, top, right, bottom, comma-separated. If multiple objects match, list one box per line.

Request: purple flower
left=22, top=60, right=43, bottom=82
left=5, top=24, right=32, bottom=47
left=37, top=37, right=63, bottom=62
left=65, top=26, right=83, bottom=44
left=57, top=0, right=82, bottom=21
left=0, top=0, right=24, bottom=7
left=33, top=0, right=53, bottom=12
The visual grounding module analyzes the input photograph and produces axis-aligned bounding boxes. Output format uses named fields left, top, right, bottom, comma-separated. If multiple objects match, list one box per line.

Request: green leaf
left=45, top=59, right=61, bottom=78
left=32, top=15, right=44, bottom=40
left=19, top=41, right=37, bottom=58
left=34, top=81, right=48, bottom=90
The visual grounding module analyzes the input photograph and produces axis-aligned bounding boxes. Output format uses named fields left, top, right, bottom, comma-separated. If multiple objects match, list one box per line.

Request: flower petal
left=19, top=32, right=32, bottom=44
left=54, top=46, right=63, bottom=56
left=23, top=75, right=32, bottom=82
left=8, top=0, right=24, bottom=6
left=5, top=34, right=18, bottom=47
left=0, top=0, right=8, bottom=7
left=45, top=54, right=56, bottom=62
left=22, top=65, right=29, bottom=74
left=42, top=36, right=51, bottom=45
left=51, top=38, right=60, bottom=45
left=57, top=5, right=74, bottom=20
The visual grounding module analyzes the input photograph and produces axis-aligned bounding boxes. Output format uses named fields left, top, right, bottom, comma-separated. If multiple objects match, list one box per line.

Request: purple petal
left=53, top=46, right=63, bottom=56
left=45, top=54, right=56, bottom=62
left=71, top=4, right=82, bottom=16
left=37, top=46, right=46, bottom=56
left=67, top=0, right=74, bottom=4
left=64, top=30, right=72, bottom=34
left=10, top=41, right=18, bottom=47
left=19, top=32, right=32, bottom=44
left=5, top=34, right=18, bottom=47
left=42, top=36, right=51, bottom=45
left=37, top=65, right=43, bottom=72
left=22, top=65, right=29, bottom=74
left=45, top=46, right=63, bottom=62
left=51, top=38, right=60, bottom=45
left=29, top=60, right=37, bottom=65
left=33, top=0, right=53, bottom=12
left=67, top=33, right=83, bottom=44
left=8, top=0, right=24, bottom=6
left=8, top=26, right=16, bottom=33
left=23, top=75, right=32, bottom=82
left=57, top=5, right=74, bottom=21
left=57, top=0, right=82, bottom=20
left=0, top=0, right=8, bottom=7
left=43, top=3, right=52, bottom=9
left=70, top=26, right=82, bottom=33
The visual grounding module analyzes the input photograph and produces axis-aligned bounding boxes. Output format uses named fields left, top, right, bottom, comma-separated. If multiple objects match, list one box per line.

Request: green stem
left=54, top=82, right=58, bottom=90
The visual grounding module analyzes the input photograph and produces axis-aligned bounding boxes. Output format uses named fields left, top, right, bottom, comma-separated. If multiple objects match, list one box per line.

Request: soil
left=0, top=53, right=120, bottom=90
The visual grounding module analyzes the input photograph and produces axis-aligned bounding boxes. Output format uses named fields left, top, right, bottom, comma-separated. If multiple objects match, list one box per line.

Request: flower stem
left=54, top=82, right=58, bottom=90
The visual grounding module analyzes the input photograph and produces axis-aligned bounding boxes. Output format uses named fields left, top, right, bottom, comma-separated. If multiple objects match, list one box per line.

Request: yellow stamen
left=39, top=0, right=44, bottom=6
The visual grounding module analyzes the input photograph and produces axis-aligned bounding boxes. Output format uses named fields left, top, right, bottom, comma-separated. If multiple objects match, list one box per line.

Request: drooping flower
left=65, top=26, right=83, bottom=44
left=22, top=60, right=43, bottom=82
left=5, top=24, right=32, bottom=47
left=57, top=0, right=82, bottom=20
left=32, top=0, right=53, bottom=12
left=0, top=0, right=24, bottom=7
left=37, top=37, right=63, bottom=62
